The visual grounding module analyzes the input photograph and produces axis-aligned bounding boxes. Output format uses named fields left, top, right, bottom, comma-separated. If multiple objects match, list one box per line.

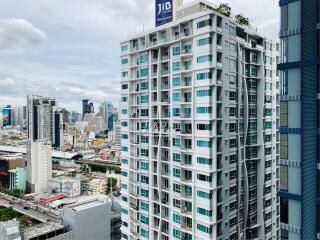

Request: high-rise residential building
left=27, top=95, right=56, bottom=142
left=120, top=1, right=280, bottom=239
left=26, top=95, right=55, bottom=193
left=278, top=0, right=320, bottom=239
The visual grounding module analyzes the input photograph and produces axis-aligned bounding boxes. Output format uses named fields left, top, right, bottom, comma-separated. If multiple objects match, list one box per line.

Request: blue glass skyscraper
left=278, top=0, right=320, bottom=239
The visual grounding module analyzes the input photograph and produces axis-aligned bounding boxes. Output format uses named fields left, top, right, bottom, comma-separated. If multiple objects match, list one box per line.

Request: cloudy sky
left=0, top=0, right=279, bottom=112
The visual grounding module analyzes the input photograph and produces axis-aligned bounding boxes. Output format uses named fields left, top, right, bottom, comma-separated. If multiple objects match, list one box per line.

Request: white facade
left=120, top=1, right=279, bottom=240
left=62, top=200, right=111, bottom=240
left=26, top=141, right=52, bottom=193
left=0, top=219, right=21, bottom=240
left=48, top=178, right=81, bottom=198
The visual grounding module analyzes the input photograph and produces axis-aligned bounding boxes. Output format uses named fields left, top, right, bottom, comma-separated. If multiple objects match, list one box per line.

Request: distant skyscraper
left=82, top=99, right=94, bottom=119
left=26, top=95, right=55, bottom=193
left=120, top=1, right=279, bottom=239
left=278, top=0, right=320, bottom=239
left=2, top=105, right=12, bottom=127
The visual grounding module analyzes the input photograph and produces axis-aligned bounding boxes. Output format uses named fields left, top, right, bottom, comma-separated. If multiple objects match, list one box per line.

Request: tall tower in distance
left=120, top=1, right=279, bottom=239
left=26, top=95, right=55, bottom=193
left=278, top=0, right=320, bottom=239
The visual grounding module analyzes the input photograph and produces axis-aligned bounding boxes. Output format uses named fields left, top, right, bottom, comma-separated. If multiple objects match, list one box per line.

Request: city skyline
left=0, top=0, right=278, bottom=111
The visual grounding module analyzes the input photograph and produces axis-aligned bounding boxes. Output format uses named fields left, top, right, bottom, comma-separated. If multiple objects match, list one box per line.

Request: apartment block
left=120, top=1, right=280, bottom=239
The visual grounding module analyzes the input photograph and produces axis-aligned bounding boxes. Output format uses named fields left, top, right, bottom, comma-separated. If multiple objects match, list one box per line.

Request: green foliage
left=19, top=215, right=31, bottom=229
left=107, top=178, right=118, bottom=188
left=0, top=207, right=16, bottom=222
left=215, top=3, right=231, bottom=17
left=0, top=187, right=24, bottom=198
left=113, top=167, right=121, bottom=174
left=235, top=14, right=250, bottom=26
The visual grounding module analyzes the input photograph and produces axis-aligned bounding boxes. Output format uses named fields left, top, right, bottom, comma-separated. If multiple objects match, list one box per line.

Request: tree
left=235, top=14, right=250, bottom=26
left=19, top=215, right=31, bottom=229
left=215, top=3, right=231, bottom=17
left=107, top=178, right=118, bottom=188
left=0, top=208, right=16, bottom=222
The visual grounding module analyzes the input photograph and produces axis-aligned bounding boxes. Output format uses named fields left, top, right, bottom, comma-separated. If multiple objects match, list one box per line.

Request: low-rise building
left=23, top=222, right=70, bottom=240
left=0, top=153, right=24, bottom=189
left=0, top=219, right=21, bottom=240
left=62, top=199, right=111, bottom=240
left=9, top=167, right=27, bottom=192
left=48, top=178, right=81, bottom=198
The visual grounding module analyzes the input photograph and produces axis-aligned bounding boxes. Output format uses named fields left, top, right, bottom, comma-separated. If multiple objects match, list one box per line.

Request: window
left=140, top=68, right=149, bottom=77
left=140, top=162, right=149, bottom=170
left=197, top=107, right=212, bottom=114
left=170, top=108, right=179, bottom=117
left=197, top=157, right=212, bottom=165
left=140, top=148, right=149, bottom=157
left=173, top=168, right=181, bottom=177
left=197, top=124, right=212, bottom=131
left=121, top=45, right=128, bottom=52
left=229, top=43, right=237, bottom=56
left=140, top=214, right=149, bottom=224
left=197, top=224, right=213, bottom=234
left=121, top=71, right=128, bottom=77
left=229, top=59, right=237, bottom=72
left=121, top=84, right=128, bottom=90
left=173, top=228, right=181, bottom=238
left=229, top=75, right=236, bottom=85
left=121, top=109, right=128, bottom=114
left=197, top=72, right=212, bottom=80
left=121, top=96, right=127, bottom=102
left=141, top=188, right=149, bottom=197
left=229, top=26, right=236, bottom=37
left=122, top=134, right=128, bottom=139
left=248, top=95, right=257, bottom=104
left=140, top=82, right=149, bottom=90
left=141, top=202, right=149, bottom=211
left=121, top=58, right=128, bottom=64
left=141, top=228, right=149, bottom=238
left=197, top=174, right=212, bottom=182
left=229, top=107, right=236, bottom=116
left=197, top=207, right=212, bottom=216
left=121, top=159, right=128, bottom=164
left=197, top=89, right=212, bottom=97
left=173, top=62, right=181, bottom=71
left=197, top=37, right=213, bottom=46
left=197, top=140, right=212, bottom=148
left=121, top=208, right=128, bottom=215
left=197, top=19, right=212, bottom=28
left=229, top=91, right=237, bottom=101
left=139, top=55, right=149, bottom=64
left=197, top=55, right=213, bottom=63
left=121, top=122, right=128, bottom=127
left=230, top=139, right=237, bottom=148
left=173, top=213, right=181, bottom=224
left=172, top=92, right=181, bottom=102
left=172, top=77, right=181, bottom=86
left=173, top=183, right=181, bottom=193
left=173, top=198, right=181, bottom=208
left=173, top=46, right=181, bottom=56
left=173, top=138, right=181, bottom=147
left=140, top=95, right=149, bottom=104
left=121, top=146, right=128, bottom=152
left=197, top=190, right=212, bottom=199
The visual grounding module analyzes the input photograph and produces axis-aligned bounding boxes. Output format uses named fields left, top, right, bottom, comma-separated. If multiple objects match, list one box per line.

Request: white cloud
left=0, top=18, right=46, bottom=50
left=0, top=78, right=15, bottom=86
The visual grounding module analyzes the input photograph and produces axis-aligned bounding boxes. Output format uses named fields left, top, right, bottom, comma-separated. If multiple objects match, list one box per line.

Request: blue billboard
left=156, top=0, right=173, bottom=27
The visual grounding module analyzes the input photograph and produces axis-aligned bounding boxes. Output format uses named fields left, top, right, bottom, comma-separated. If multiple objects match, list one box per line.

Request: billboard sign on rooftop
left=156, top=0, right=173, bottom=27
